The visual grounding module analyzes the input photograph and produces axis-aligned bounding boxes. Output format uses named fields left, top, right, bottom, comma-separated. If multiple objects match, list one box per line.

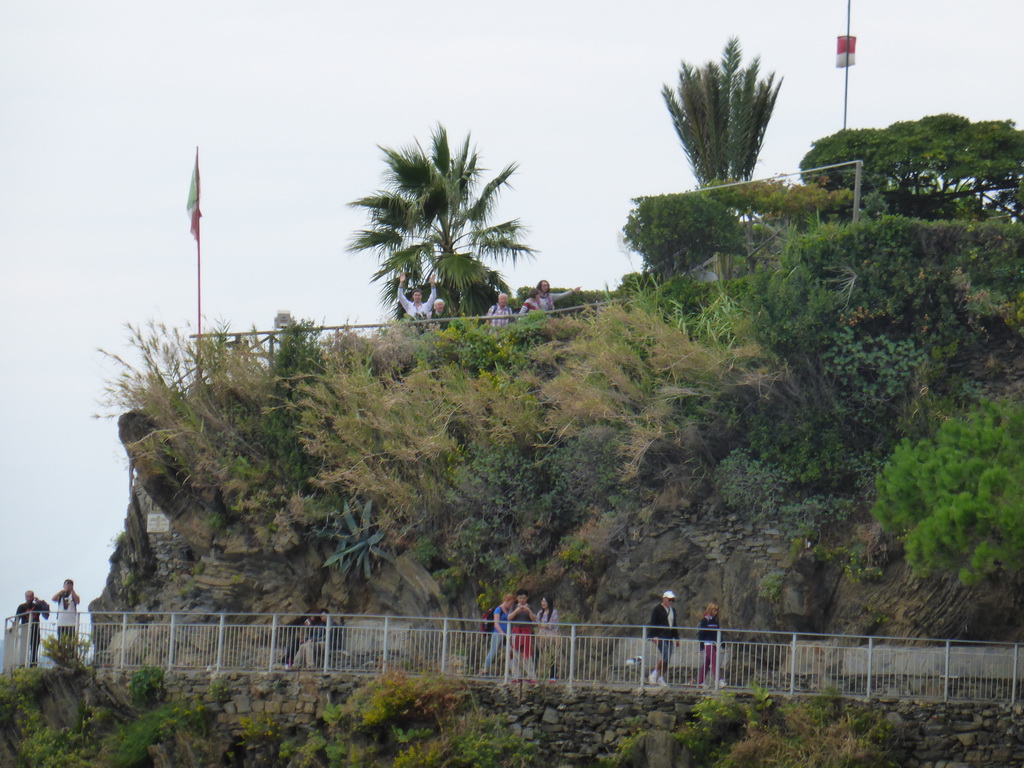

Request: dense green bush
left=128, top=666, right=165, bottom=706
left=873, top=399, right=1024, bottom=584
left=110, top=702, right=206, bottom=768
left=745, top=217, right=1024, bottom=489
left=622, top=192, right=744, bottom=279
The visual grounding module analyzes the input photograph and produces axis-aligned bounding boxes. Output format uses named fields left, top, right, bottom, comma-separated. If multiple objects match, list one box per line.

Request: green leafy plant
left=239, top=712, right=281, bottom=749
left=41, top=633, right=91, bottom=670
left=873, top=399, right=1024, bottom=584
left=128, top=666, right=165, bottom=707
left=343, top=672, right=465, bottom=731
left=206, top=677, right=232, bottom=703
left=111, top=702, right=207, bottom=768
left=757, top=573, right=784, bottom=604
left=321, top=499, right=396, bottom=579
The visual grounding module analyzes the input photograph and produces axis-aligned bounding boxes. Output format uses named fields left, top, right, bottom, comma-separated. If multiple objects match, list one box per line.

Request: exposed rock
left=629, top=730, right=690, bottom=768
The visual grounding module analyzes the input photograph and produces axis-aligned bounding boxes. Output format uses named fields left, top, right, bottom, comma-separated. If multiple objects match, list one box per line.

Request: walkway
left=4, top=611, right=1021, bottom=704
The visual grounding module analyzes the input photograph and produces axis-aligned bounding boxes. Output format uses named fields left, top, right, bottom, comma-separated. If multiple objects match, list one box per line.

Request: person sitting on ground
left=397, top=272, right=437, bottom=319
left=536, top=280, right=581, bottom=311
left=487, top=293, right=514, bottom=327
left=292, top=610, right=327, bottom=669
left=518, top=288, right=542, bottom=315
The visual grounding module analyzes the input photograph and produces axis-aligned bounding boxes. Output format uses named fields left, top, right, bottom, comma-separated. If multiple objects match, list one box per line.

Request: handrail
left=4, top=611, right=1021, bottom=704
left=187, top=300, right=610, bottom=342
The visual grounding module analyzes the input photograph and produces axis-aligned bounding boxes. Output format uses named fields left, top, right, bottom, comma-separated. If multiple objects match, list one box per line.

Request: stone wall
left=104, top=670, right=1024, bottom=767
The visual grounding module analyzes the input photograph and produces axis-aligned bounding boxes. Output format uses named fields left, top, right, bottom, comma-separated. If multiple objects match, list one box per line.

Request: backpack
left=481, top=607, right=496, bottom=633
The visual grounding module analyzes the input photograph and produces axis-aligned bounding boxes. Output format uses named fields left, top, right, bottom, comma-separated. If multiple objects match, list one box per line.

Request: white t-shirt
left=56, top=593, right=79, bottom=627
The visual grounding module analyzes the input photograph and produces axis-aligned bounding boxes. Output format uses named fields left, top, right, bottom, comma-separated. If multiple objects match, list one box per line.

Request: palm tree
left=349, top=124, right=536, bottom=317
left=662, top=38, right=782, bottom=186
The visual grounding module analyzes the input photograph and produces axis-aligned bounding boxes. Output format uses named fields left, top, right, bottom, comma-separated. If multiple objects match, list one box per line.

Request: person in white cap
left=648, top=590, right=679, bottom=686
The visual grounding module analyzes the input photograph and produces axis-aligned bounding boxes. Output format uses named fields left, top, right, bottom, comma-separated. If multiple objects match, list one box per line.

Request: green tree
left=872, top=400, right=1024, bottom=585
left=662, top=37, right=783, bottom=185
left=622, top=192, right=744, bottom=278
left=801, top=114, right=1024, bottom=221
left=349, top=124, right=536, bottom=316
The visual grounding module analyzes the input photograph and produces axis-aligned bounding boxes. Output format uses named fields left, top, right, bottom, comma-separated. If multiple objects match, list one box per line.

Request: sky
left=1, top=1, right=1022, bottom=624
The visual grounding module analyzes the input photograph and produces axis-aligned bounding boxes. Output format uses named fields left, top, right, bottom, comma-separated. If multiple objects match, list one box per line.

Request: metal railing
left=190, top=300, right=609, bottom=348
left=4, top=612, right=1021, bottom=703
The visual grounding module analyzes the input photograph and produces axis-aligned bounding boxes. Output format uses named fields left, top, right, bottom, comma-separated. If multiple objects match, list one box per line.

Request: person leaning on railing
left=535, top=280, right=581, bottom=311
left=13, top=590, right=50, bottom=667
left=486, top=293, right=514, bottom=327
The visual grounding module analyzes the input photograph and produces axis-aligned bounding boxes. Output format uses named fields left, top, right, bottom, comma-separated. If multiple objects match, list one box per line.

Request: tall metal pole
left=843, top=0, right=852, bottom=130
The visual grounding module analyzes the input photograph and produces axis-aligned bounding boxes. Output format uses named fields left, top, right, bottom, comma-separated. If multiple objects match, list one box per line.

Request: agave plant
left=321, top=500, right=395, bottom=580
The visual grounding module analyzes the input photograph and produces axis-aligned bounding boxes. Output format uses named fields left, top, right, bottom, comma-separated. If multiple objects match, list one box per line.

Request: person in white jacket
left=397, top=272, right=437, bottom=319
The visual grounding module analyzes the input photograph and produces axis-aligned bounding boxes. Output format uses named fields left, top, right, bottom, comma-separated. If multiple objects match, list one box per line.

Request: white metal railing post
left=789, top=634, right=796, bottom=695
left=381, top=616, right=390, bottom=675
left=167, top=614, right=177, bottom=670
left=268, top=615, right=279, bottom=673
left=323, top=616, right=332, bottom=674
left=852, top=160, right=862, bottom=222
left=215, top=614, right=226, bottom=672
left=502, top=624, right=510, bottom=684
left=714, top=629, right=722, bottom=687
left=944, top=640, right=951, bottom=702
left=866, top=637, right=873, bottom=699
left=568, top=624, right=577, bottom=687
left=640, top=627, right=648, bottom=688
left=441, top=619, right=449, bottom=676
left=120, top=614, right=128, bottom=669
left=1013, top=644, right=1020, bottom=705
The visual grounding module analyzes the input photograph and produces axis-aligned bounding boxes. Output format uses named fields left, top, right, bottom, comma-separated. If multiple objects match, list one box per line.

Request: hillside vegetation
left=102, top=217, right=1024, bottom=610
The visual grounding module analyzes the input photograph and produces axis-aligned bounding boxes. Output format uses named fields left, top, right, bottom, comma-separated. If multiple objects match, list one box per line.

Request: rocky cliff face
left=94, top=409, right=1024, bottom=645
left=92, top=412, right=443, bottom=621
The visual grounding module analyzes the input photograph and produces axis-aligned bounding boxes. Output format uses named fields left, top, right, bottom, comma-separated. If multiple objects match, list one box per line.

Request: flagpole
left=843, top=0, right=852, bottom=130
left=196, top=223, right=202, bottom=340
left=188, top=147, right=203, bottom=341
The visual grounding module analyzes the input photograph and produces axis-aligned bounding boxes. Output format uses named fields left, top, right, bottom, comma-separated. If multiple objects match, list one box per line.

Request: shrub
left=42, top=633, right=91, bottom=670
left=343, top=673, right=465, bottom=731
left=110, top=702, right=206, bottom=768
left=128, top=666, right=165, bottom=707
left=873, top=399, right=1024, bottom=584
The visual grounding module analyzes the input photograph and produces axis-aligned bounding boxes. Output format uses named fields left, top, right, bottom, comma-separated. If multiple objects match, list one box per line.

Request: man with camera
left=14, top=590, right=50, bottom=666
left=52, top=579, right=81, bottom=642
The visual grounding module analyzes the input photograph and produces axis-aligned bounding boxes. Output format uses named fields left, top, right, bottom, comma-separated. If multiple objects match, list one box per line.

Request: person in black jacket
left=697, top=602, right=724, bottom=687
left=647, top=590, right=679, bottom=686
left=14, top=590, right=50, bottom=666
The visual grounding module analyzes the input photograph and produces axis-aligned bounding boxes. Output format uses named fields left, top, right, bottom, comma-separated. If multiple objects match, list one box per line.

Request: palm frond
left=349, top=123, right=535, bottom=314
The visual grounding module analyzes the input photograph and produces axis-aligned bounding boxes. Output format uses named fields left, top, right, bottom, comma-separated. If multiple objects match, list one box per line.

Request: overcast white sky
left=2, top=1, right=1022, bottom=623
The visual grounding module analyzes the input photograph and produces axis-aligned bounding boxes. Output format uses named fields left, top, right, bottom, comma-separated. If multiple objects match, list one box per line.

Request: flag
left=187, top=149, right=201, bottom=243
left=836, top=36, right=857, bottom=68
